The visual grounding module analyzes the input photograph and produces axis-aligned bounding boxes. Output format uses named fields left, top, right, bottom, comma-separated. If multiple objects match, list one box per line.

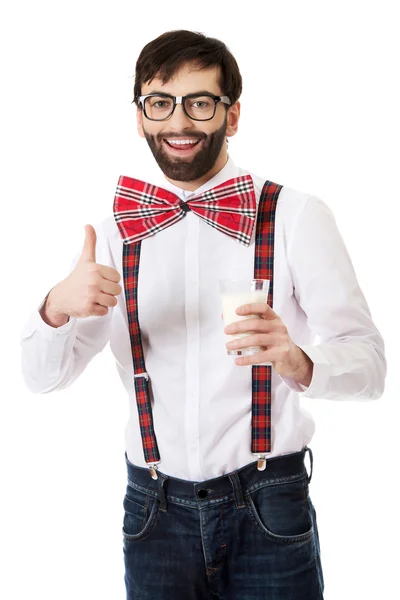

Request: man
left=20, top=29, right=386, bottom=599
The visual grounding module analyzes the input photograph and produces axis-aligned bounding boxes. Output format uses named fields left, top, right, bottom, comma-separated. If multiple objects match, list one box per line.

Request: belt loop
left=305, top=446, right=313, bottom=484
left=228, top=472, right=246, bottom=510
left=156, top=473, right=168, bottom=512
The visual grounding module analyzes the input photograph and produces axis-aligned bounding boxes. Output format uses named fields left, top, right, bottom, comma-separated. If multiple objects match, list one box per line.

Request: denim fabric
left=122, top=448, right=324, bottom=599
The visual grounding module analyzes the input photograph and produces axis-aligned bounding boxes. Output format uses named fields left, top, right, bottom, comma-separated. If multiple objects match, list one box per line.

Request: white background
left=1, top=0, right=398, bottom=598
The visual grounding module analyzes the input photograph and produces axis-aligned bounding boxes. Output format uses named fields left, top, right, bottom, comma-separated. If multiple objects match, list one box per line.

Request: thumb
left=79, top=224, right=97, bottom=263
left=262, top=303, right=278, bottom=320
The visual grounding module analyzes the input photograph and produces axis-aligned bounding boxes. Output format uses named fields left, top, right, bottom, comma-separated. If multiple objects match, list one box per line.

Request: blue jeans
left=122, top=448, right=324, bottom=599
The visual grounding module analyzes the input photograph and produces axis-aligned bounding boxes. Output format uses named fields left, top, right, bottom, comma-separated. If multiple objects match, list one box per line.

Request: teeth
left=166, top=139, right=199, bottom=146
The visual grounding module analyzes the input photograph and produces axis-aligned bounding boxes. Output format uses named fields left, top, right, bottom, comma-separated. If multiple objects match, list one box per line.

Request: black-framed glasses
left=136, top=93, right=231, bottom=121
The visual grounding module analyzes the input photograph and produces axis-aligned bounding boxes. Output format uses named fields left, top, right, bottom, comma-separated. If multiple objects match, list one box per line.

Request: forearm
left=20, top=296, right=112, bottom=394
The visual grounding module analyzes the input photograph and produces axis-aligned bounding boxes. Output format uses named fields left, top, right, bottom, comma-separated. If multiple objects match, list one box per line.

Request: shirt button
left=197, top=488, right=208, bottom=499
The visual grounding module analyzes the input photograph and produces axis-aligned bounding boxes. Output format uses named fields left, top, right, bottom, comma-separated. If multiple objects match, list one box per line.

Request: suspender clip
left=148, top=462, right=160, bottom=480
left=254, top=454, right=267, bottom=471
left=134, top=372, right=149, bottom=381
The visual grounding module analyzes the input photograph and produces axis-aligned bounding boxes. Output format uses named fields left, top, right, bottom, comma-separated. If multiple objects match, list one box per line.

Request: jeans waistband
left=124, top=448, right=313, bottom=511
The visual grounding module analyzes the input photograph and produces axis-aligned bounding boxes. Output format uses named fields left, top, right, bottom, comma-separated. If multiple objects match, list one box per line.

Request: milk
left=221, top=290, right=267, bottom=342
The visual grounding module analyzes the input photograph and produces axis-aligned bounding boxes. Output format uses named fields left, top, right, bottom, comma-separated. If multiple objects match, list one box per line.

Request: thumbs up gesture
left=42, top=225, right=122, bottom=324
left=79, top=223, right=98, bottom=264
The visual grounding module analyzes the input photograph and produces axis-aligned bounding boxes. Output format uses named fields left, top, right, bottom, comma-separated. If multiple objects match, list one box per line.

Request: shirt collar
left=152, top=155, right=240, bottom=200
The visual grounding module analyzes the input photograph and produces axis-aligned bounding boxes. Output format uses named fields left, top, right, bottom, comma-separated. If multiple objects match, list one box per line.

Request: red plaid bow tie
left=113, top=174, right=256, bottom=246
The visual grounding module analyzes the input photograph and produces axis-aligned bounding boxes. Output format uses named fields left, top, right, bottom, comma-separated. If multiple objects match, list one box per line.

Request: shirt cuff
left=279, top=344, right=331, bottom=398
left=20, top=296, right=78, bottom=342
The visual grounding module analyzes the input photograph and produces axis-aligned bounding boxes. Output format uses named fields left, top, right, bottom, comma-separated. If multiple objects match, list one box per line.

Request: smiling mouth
left=163, top=139, right=202, bottom=150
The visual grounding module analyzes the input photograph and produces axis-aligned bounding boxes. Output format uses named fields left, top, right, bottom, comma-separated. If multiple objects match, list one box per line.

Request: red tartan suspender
left=122, top=241, right=161, bottom=479
left=122, top=179, right=283, bottom=479
left=252, top=181, right=283, bottom=470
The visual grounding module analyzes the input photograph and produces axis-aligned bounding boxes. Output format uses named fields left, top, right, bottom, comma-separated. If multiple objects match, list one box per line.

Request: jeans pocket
left=245, top=476, right=314, bottom=544
left=122, top=483, right=160, bottom=543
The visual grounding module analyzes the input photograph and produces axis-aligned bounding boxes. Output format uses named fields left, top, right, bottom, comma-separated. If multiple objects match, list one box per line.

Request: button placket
left=184, top=213, right=202, bottom=480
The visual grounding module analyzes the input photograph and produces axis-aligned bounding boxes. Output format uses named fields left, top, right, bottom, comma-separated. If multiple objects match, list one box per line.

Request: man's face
left=137, top=62, right=240, bottom=187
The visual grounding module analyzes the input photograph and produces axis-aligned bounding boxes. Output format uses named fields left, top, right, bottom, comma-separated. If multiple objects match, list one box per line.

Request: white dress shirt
left=20, top=156, right=386, bottom=481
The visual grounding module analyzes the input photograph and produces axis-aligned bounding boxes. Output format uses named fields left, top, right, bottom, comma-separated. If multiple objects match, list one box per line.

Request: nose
left=167, top=102, right=193, bottom=129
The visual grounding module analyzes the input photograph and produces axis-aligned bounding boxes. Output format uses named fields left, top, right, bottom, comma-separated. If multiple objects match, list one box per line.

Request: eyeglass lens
left=144, top=96, right=216, bottom=120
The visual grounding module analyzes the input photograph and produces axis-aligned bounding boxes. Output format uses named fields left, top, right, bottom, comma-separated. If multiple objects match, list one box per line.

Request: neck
left=164, top=151, right=229, bottom=192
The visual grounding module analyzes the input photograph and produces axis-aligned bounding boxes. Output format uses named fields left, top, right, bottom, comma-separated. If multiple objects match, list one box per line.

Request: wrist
left=279, top=345, right=313, bottom=387
left=291, top=346, right=313, bottom=387
left=39, top=286, right=70, bottom=327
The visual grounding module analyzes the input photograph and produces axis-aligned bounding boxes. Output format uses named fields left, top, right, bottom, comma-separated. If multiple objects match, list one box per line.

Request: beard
left=142, top=115, right=228, bottom=182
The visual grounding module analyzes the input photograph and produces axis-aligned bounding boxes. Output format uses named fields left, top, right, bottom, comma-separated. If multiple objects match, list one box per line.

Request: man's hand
left=224, top=303, right=314, bottom=387
left=42, top=225, right=122, bottom=323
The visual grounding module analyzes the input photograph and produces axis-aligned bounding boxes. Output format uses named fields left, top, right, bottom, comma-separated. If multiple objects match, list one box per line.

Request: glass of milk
left=219, top=279, right=270, bottom=357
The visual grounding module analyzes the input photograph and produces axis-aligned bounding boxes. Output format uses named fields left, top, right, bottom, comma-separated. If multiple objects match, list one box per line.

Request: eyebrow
left=146, top=90, right=217, bottom=96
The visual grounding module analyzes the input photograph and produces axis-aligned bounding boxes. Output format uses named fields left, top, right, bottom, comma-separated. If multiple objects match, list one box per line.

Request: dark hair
left=133, top=30, right=242, bottom=107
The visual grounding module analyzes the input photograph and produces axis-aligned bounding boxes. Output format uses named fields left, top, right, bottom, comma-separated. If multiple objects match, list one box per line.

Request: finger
left=79, top=224, right=97, bottom=263
left=226, top=333, right=275, bottom=350
left=225, top=318, right=271, bottom=335
left=101, top=279, right=123, bottom=296
left=98, top=264, right=122, bottom=283
left=235, top=351, right=275, bottom=366
left=92, top=304, right=109, bottom=317
left=236, top=303, right=277, bottom=319
left=96, top=292, right=119, bottom=308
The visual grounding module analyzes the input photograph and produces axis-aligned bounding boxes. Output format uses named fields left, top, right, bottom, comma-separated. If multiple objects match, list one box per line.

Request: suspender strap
left=252, top=181, right=283, bottom=467
left=123, top=241, right=160, bottom=474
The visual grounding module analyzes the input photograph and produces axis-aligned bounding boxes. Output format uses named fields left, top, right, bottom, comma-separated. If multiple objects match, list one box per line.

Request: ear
left=226, top=101, right=240, bottom=138
left=136, top=107, right=145, bottom=138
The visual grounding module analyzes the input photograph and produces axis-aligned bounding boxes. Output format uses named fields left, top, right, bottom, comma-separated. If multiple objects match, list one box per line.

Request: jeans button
left=197, top=488, right=208, bottom=499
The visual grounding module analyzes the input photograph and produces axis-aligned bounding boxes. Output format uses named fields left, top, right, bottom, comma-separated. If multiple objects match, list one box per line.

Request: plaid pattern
left=252, top=181, right=283, bottom=454
left=114, top=174, right=256, bottom=246
left=119, top=177, right=282, bottom=466
left=122, top=241, right=160, bottom=463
